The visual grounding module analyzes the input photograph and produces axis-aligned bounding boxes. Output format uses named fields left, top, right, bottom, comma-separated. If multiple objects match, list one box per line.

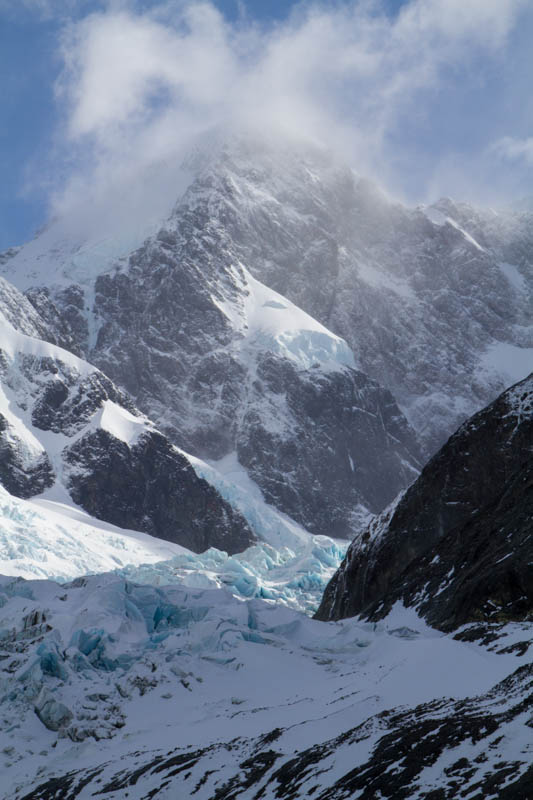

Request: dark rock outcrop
left=65, top=429, right=254, bottom=554
left=316, top=374, right=533, bottom=629
left=0, top=414, right=54, bottom=498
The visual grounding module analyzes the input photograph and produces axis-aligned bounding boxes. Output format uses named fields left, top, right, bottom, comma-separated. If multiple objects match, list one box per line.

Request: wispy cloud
left=490, top=136, right=533, bottom=166
left=28, top=0, right=531, bottom=231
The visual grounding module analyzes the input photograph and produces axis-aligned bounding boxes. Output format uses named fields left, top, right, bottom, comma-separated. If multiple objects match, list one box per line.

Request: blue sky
left=1, top=0, right=532, bottom=251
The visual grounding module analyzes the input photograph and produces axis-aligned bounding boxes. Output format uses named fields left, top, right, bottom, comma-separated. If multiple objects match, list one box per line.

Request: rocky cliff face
left=183, top=141, right=533, bottom=455
left=236, top=354, right=420, bottom=536
left=85, top=236, right=421, bottom=535
left=0, top=147, right=425, bottom=536
left=65, top=428, right=253, bottom=553
left=0, top=284, right=254, bottom=554
left=316, top=373, right=533, bottom=630
left=4, top=138, right=533, bottom=461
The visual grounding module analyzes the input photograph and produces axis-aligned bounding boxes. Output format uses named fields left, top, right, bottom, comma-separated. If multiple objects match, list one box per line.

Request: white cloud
left=490, top=136, right=533, bottom=165
left=44, top=0, right=528, bottom=228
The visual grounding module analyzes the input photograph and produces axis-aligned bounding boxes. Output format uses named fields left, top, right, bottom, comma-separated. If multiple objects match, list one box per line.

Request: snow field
left=0, top=575, right=530, bottom=799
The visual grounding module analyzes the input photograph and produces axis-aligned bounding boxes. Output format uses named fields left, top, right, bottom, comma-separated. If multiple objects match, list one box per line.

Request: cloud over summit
left=38, top=0, right=533, bottom=230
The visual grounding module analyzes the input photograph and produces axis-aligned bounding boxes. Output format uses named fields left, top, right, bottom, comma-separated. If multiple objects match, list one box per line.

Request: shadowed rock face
left=0, top=414, right=54, bottom=498
left=65, top=429, right=254, bottom=554
left=237, top=354, right=421, bottom=537
left=316, top=374, right=533, bottom=630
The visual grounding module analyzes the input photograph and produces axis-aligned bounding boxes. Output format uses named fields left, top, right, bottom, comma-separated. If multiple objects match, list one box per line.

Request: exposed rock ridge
left=316, top=373, right=533, bottom=629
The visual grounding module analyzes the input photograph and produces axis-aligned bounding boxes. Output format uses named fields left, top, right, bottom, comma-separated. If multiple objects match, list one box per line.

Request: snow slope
left=0, top=574, right=530, bottom=799
left=0, top=486, right=187, bottom=581
left=214, top=265, right=356, bottom=373
left=0, top=455, right=346, bottom=615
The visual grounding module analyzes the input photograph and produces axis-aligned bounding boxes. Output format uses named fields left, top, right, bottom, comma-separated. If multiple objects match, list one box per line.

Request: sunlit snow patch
left=97, top=400, right=151, bottom=446
left=213, top=264, right=356, bottom=372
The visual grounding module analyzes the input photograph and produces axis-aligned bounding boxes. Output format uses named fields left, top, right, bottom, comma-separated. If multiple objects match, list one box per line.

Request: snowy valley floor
left=0, top=474, right=532, bottom=798
left=0, top=572, right=532, bottom=799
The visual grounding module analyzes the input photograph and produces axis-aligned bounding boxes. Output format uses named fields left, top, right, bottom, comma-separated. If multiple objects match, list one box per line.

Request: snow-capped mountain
left=0, top=138, right=425, bottom=536
left=1, top=130, right=532, bottom=800
left=0, top=278, right=253, bottom=553
left=316, top=371, right=533, bottom=632
left=4, top=134, right=533, bottom=466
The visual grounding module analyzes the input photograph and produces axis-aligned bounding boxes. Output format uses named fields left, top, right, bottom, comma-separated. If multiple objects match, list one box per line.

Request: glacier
left=0, top=470, right=347, bottom=615
left=0, top=573, right=531, bottom=798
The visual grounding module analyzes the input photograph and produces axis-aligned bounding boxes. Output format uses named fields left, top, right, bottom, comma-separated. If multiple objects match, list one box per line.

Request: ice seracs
left=1, top=574, right=531, bottom=799
left=0, top=456, right=347, bottom=614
